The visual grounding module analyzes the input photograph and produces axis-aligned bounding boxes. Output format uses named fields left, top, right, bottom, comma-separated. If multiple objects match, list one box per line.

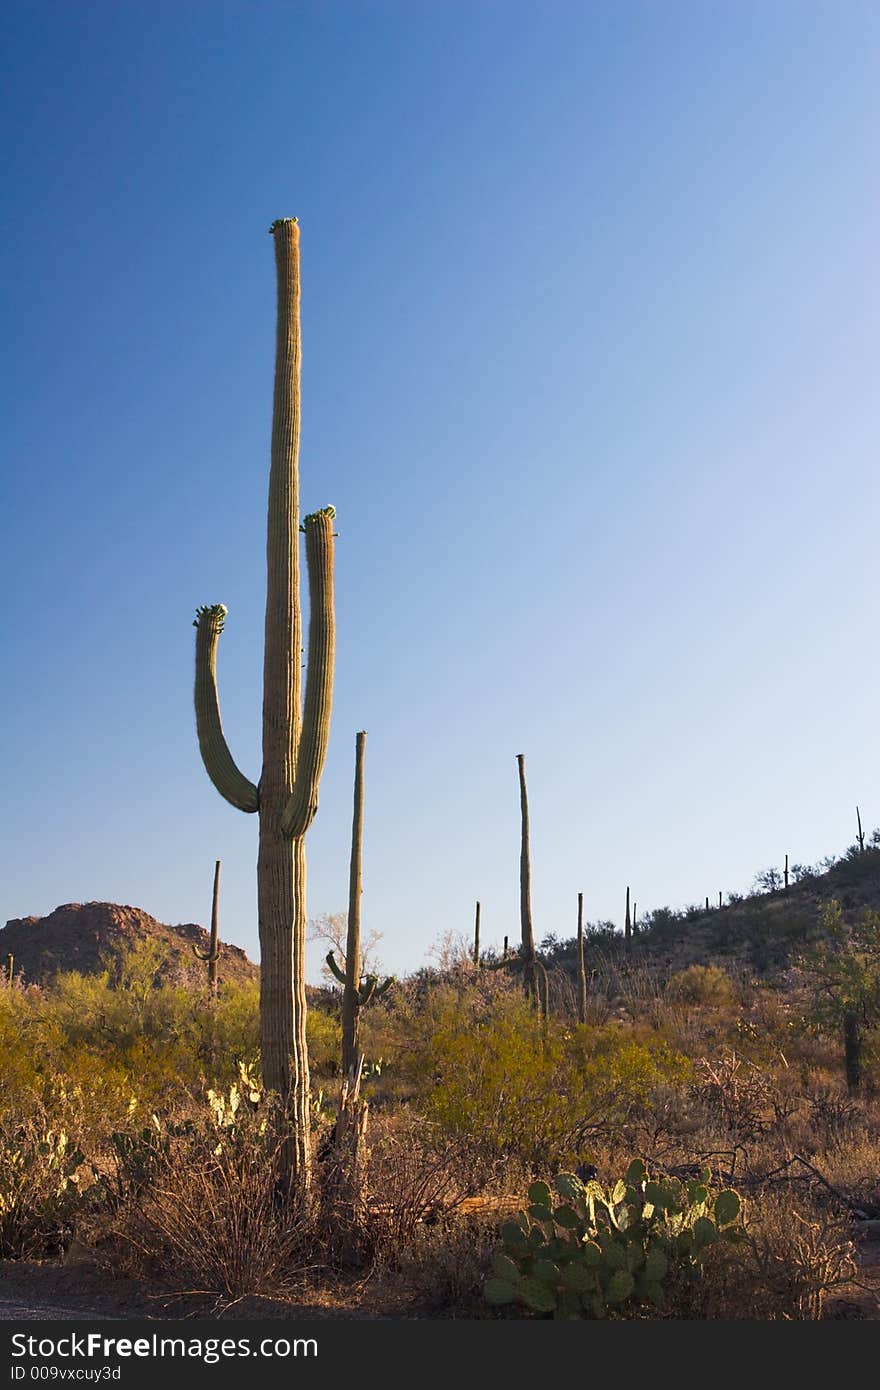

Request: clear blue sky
left=2, top=1, right=878, bottom=981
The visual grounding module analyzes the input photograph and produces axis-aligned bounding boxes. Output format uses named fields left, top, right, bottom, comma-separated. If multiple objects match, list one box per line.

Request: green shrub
left=666, top=965, right=736, bottom=1006
left=424, top=997, right=690, bottom=1168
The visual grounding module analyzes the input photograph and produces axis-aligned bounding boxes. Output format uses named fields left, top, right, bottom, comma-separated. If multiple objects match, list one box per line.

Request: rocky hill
left=0, top=902, right=259, bottom=989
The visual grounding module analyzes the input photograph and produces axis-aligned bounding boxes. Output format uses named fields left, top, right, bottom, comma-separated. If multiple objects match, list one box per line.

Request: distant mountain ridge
left=0, top=901, right=259, bottom=988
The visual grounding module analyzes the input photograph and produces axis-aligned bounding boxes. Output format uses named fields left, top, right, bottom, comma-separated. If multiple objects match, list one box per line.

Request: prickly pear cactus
left=484, top=1161, right=743, bottom=1318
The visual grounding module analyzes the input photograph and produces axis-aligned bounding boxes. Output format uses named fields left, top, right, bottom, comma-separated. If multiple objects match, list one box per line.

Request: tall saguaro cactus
left=624, top=886, right=631, bottom=945
left=193, top=859, right=222, bottom=999
left=326, top=731, right=393, bottom=1078
left=517, top=754, right=538, bottom=999
left=193, top=219, right=336, bottom=1193
left=473, top=901, right=481, bottom=967
left=576, top=892, right=587, bottom=1025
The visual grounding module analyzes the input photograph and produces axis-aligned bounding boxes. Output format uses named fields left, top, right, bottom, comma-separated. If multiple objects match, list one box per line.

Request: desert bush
left=0, top=1099, right=99, bottom=1259
left=679, top=1192, right=857, bottom=1319
left=424, top=996, right=690, bottom=1168
left=357, top=1117, right=492, bottom=1260
left=114, top=1069, right=311, bottom=1300
left=666, top=965, right=736, bottom=1006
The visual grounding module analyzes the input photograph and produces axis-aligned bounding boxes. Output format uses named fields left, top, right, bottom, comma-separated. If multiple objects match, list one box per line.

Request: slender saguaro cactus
left=632, top=901, right=637, bottom=932
left=856, top=806, right=865, bottom=855
left=193, top=219, right=336, bottom=1193
left=5, top=955, right=13, bottom=987
left=517, top=754, right=538, bottom=999
left=503, top=935, right=509, bottom=959
left=843, top=1011, right=862, bottom=1094
left=705, top=896, right=710, bottom=912
left=326, top=731, right=393, bottom=1078
left=536, top=959, right=550, bottom=1040
left=473, top=901, right=481, bottom=967
left=576, top=892, right=587, bottom=1026
left=784, top=854, right=789, bottom=891
left=624, top=886, right=631, bottom=944
left=193, top=859, right=222, bottom=999
left=719, top=891, right=723, bottom=909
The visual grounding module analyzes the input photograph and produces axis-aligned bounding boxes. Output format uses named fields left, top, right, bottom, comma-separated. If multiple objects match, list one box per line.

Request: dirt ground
left=1, top=1227, right=878, bottom=1322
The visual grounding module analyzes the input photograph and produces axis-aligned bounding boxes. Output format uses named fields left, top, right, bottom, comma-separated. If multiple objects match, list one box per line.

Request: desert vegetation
left=1, top=838, right=879, bottom=1318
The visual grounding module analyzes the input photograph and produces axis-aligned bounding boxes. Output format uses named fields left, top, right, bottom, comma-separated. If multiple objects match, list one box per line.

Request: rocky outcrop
left=0, top=902, right=259, bottom=989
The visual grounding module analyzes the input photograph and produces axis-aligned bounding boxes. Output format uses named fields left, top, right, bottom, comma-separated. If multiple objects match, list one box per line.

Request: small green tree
left=800, top=900, right=880, bottom=1093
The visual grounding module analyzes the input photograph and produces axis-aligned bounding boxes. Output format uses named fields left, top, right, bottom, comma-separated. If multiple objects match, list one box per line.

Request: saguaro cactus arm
left=281, top=510, right=337, bottom=838
left=326, top=950, right=347, bottom=984
left=194, top=606, right=259, bottom=813
left=326, top=953, right=393, bottom=1006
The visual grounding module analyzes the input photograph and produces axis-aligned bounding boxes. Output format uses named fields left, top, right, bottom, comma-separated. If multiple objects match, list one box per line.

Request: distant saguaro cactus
left=576, top=892, right=587, bottom=1025
left=624, top=886, right=631, bottom=944
left=193, top=219, right=336, bottom=1194
left=326, top=731, right=393, bottom=1078
left=473, top=901, right=481, bottom=968
left=857, top=806, right=865, bottom=855
left=517, top=754, right=538, bottom=999
left=4, top=954, right=13, bottom=987
left=784, top=854, right=789, bottom=891
left=193, top=859, right=222, bottom=999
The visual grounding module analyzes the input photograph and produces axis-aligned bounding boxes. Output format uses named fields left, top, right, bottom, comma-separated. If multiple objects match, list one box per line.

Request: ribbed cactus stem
left=517, top=754, right=537, bottom=1000
left=336, top=731, right=395, bottom=1075
left=192, top=859, right=222, bottom=998
left=577, top=892, right=587, bottom=1025
left=192, top=219, right=338, bottom=1195
left=536, top=959, right=549, bottom=1039
left=340, top=731, right=367, bottom=1077
left=326, top=950, right=347, bottom=985
left=5, top=954, right=13, bottom=987
left=193, top=608, right=259, bottom=813
left=280, top=512, right=336, bottom=838
left=473, top=900, right=481, bottom=967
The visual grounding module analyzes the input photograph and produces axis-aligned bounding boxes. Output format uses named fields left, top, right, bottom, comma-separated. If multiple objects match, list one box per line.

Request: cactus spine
left=473, top=900, right=481, bottom=967
left=517, top=754, right=538, bottom=999
left=326, top=731, right=393, bottom=1077
left=576, top=892, right=587, bottom=1025
left=193, top=859, right=222, bottom=998
left=193, top=219, right=336, bottom=1193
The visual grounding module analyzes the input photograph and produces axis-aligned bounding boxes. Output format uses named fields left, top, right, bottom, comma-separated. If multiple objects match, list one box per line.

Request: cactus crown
left=268, top=217, right=298, bottom=234
left=300, top=506, right=336, bottom=531
left=193, top=603, right=228, bottom=631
